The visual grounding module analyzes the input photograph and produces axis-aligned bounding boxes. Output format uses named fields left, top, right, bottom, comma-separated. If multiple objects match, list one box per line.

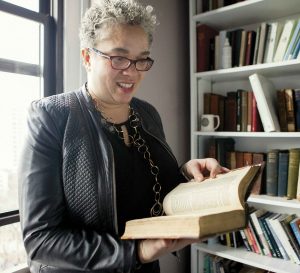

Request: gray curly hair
left=79, top=0, right=158, bottom=48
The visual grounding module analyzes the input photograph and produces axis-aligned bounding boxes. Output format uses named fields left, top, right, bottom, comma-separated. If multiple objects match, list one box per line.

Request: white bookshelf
left=189, top=0, right=300, bottom=272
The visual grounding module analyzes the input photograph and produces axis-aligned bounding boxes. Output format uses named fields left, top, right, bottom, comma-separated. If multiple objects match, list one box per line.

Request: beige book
left=121, top=165, right=261, bottom=239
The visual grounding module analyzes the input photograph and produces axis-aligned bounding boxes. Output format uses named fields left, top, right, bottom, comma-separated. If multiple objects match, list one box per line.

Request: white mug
left=200, top=114, right=220, bottom=132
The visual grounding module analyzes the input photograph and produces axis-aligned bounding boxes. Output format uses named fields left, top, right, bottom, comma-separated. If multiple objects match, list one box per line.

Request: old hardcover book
left=121, top=165, right=261, bottom=239
left=287, top=148, right=300, bottom=199
left=251, top=153, right=265, bottom=195
left=276, top=90, right=288, bottom=132
left=196, top=24, right=218, bottom=72
left=285, top=89, right=296, bottom=132
left=266, top=149, right=279, bottom=196
left=244, top=30, right=256, bottom=65
left=277, top=150, right=289, bottom=197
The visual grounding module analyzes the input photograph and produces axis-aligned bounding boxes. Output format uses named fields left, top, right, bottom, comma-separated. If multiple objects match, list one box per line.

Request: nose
left=121, top=62, right=139, bottom=75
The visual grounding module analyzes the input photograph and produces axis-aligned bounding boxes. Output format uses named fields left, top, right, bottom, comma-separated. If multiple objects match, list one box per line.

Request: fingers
left=137, top=238, right=196, bottom=263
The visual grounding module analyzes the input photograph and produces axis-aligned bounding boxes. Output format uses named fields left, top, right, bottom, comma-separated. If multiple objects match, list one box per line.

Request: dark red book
left=245, top=31, right=256, bottom=66
left=277, top=90, right=288, bottom=132
left=196, top=24, right=218, bottom=72
left=251, top=93, right=263, bottom=132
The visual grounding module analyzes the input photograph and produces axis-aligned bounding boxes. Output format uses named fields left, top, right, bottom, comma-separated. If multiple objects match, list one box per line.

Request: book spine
left=266, top=150, right=279, bottom=196
left=277, top=150, right=289, bottom=197
left=277, top=90, right=288, bottom=132
left=259, top=216, right=281, bottom=258
left=290, top=219, right=300, bottom=246
left=285, top=89, right=296, bottom=132
left=280, top=216, right=300, bottom=261
left=266, top=216, right=290, bottom=260
left=294, top=89, right=300, bottom=131
left=287, top=149, right=300, bottom=199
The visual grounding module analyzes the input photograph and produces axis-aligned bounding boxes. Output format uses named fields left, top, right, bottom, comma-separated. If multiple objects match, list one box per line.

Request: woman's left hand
left=181, top=158, right=229, bottom=182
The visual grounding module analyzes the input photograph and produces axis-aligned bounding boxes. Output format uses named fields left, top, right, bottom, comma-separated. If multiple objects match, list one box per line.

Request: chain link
left=87, top=88, right=163, bottom=216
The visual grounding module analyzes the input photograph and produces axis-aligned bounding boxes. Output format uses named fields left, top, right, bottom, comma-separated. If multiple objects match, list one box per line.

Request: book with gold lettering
left=121, top=165, right=261, bottom=239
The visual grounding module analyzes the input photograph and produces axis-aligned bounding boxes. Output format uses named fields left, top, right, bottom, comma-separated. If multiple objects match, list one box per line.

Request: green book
left=287, top=148, right=300, bottom=199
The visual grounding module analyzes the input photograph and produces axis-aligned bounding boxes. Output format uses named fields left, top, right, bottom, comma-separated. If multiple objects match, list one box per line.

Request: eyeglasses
left=89, top=48, right=154, bottom=71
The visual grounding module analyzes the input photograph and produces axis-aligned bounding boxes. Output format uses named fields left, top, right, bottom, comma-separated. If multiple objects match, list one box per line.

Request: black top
left=103, top=119, right=182, bottom=235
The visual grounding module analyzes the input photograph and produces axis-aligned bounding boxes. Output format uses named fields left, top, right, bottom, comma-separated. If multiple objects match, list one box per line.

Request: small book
left=121, top=165, right=261, bottom=239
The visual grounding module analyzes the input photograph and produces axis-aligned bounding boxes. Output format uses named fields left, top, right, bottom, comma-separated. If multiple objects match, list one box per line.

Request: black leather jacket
left=19, top=88, right=179, bottom=273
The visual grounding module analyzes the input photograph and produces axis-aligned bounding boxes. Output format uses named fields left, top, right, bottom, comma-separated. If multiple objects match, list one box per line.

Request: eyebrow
left=110, top=47, right=150, bottom=57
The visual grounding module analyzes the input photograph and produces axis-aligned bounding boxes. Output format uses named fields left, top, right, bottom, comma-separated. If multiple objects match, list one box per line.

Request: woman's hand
left=137, top=238, right=198, bottom=263
left=181, top=158, right=229, bottom=182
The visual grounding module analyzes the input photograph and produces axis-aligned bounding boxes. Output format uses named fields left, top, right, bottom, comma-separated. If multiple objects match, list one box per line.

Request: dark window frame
left=0, top=0, right=63, bottom=229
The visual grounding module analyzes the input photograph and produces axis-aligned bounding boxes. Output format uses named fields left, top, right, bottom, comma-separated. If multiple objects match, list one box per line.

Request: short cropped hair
left=79, top=0, right=158, bottom=48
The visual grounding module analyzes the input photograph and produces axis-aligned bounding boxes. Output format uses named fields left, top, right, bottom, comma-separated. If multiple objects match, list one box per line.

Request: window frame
left=0, top=1, right=63, bottom=271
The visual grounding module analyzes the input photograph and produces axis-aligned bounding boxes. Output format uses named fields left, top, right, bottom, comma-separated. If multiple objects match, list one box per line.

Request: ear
left=81, top=48, right=91, bottom=70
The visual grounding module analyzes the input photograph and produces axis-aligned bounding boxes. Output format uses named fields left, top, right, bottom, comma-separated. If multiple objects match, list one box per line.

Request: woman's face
left=85, top=24, right=150, bottom=106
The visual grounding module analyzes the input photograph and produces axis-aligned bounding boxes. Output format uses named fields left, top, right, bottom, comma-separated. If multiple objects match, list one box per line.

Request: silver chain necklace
left=86, top=87, right=163, bottom=216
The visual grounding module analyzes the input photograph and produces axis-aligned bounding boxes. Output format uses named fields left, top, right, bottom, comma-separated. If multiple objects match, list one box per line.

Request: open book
left=121, top=165, right=261, bottom=239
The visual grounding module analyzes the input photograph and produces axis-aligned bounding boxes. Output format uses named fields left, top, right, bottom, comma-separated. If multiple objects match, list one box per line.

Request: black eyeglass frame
left=89, top=47, right=154, bottom=71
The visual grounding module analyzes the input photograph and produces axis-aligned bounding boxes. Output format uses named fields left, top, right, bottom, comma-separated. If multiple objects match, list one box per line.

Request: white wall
left=64, top=1, right=190, bottom=272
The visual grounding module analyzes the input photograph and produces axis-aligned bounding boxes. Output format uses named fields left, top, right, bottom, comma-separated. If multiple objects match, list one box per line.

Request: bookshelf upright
left=189, top=0, right=300, bottom=272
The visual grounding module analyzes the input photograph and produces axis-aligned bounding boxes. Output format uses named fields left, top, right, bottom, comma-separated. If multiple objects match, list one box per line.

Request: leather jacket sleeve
left=18, top=98, right=136, bottom=272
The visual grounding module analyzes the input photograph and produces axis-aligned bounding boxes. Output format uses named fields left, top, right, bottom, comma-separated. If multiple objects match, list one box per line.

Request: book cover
left=266, top=149, right=279, bottom=196
left=273, top=19, right=296, bottom=62
left=287, top=148, right=300, bottom=199
left=264, top=22, right=284, bottom=63
left=249, top=73, right=281, bottom=132
left=241, top=90, right=248, bottom=131
left=121, top=165, right=261, bottom=239
left=277, top=150, right=289, bottom=197
left=196, top=24, right=218, bottom=72
left=284, top=19, right=300, bottom=60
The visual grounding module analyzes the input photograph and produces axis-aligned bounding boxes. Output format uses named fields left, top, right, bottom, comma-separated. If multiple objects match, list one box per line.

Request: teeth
left=119, top=83, right=133, bottom=88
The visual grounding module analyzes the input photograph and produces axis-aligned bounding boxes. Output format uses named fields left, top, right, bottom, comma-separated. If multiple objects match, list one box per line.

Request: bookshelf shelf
left=248, top=194, right=300, bottom=209
left=195, top=59, right=300, bottom=82
left=192, top=243, right=300, bottom=273
left=192, top=0, right=300, bottom=30
left=193, top=131, right=300, bottom=138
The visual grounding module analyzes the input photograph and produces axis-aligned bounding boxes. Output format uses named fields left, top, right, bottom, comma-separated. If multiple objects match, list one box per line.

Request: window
left=0, top=1, right=63, bottom=271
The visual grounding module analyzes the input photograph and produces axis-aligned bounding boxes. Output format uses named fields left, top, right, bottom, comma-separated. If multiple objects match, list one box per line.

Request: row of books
left=195, top=0, right=245, bottom=14
left=201, top=73, right=300, bottom=132
left=202, top=90, right=263, bottom=132
left=206, top=138, right=300, bottom=200
left=240, top=208, right=300, bottom=265
left=196, top=18, right=300, bottom=72
left=266, top=149, right=300, bottom=200
left=203, top=253, right=271, bottom=273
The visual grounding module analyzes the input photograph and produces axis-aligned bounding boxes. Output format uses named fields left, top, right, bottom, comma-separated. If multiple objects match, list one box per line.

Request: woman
left=19, top=1, right=226, bottom=272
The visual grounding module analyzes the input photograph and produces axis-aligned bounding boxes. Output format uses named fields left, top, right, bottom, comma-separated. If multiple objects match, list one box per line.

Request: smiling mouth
left=117, top=82, right=134, bottom=89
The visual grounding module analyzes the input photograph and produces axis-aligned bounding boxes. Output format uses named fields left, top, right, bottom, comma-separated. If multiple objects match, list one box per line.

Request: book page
left=163, top=166, right=254, bottom=215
